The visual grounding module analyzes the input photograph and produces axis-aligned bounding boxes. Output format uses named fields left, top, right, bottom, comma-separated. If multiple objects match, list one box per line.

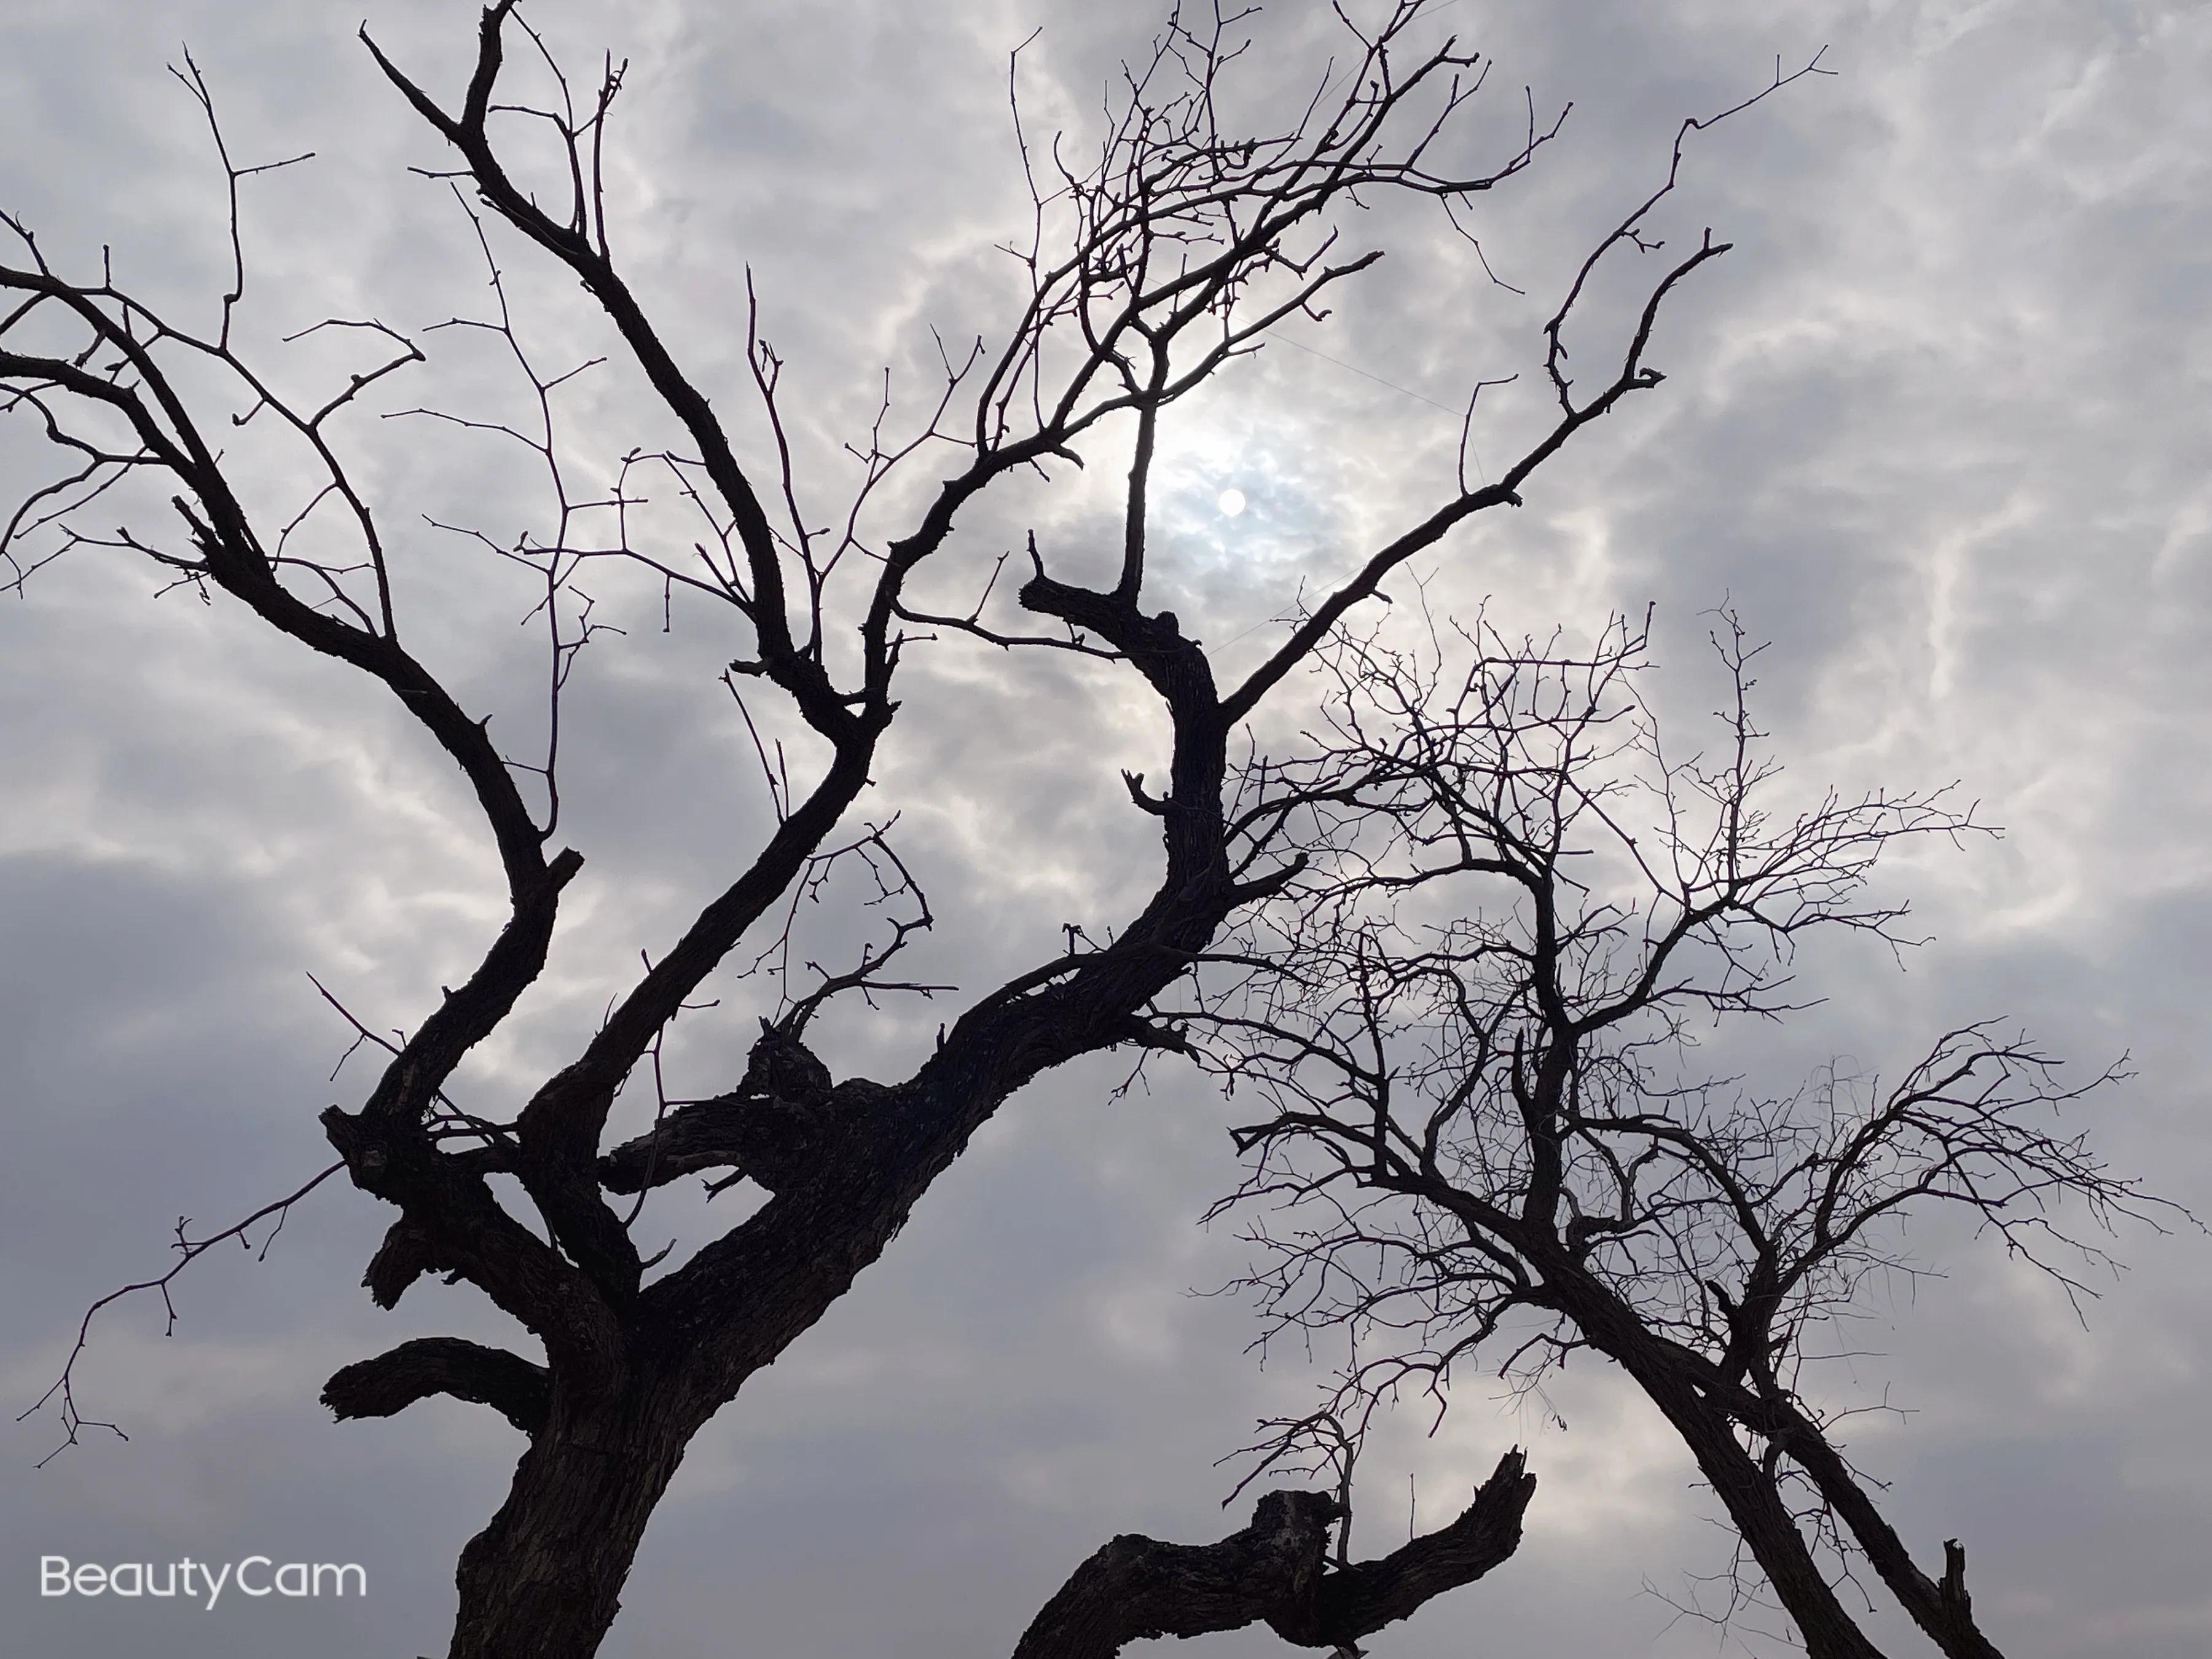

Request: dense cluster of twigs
left=1178, top=605, right=2184, bottom=1658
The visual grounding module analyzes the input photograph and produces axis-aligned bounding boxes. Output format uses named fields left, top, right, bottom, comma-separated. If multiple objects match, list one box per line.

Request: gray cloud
left=3, top=2, right=2207, bottom=1657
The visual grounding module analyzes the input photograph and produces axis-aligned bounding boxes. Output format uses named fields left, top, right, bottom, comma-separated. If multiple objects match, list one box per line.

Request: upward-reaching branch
left=363, top=8, right=840, bottom=731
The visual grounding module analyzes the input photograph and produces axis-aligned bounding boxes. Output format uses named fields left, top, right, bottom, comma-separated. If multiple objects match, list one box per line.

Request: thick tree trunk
left=445, top=1386, right=694, bottom=1659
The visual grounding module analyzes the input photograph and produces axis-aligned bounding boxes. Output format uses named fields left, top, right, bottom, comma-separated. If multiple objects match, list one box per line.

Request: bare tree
left=2, top=4, right=1816, bottom=1655
left=1186, top=606, right=2185, bottom=1659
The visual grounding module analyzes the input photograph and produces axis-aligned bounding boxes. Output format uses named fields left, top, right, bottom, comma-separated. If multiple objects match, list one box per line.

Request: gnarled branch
left=1011, top=1449, right=1534, bottom=1659
left=323, top=1336, right=551, bottom=1437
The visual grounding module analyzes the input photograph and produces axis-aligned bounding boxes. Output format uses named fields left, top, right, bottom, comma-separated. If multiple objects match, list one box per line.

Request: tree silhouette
left=3, top=4, right=1825, bottom=1655
left=1186, top=606, right=2182, bottom=1659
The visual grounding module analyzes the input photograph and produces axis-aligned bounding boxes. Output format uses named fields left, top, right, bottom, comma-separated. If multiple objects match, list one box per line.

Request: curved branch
left=1010, top=1449, right=1533, bottom=1659
left=1296, top=1448, right=1536, bottom=1646
left=323, top=1336, right=550, bottom=1437
left=1011, top=1489, right=1339, bottom=1659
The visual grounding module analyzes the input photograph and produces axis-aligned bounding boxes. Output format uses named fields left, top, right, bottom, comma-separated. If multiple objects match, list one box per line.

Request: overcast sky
left=3, top=1, right=2209, bottom=1656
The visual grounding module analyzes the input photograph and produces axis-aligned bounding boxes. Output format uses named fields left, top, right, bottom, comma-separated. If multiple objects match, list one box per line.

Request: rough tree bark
left=1013, top=1451, right=1535, bottom=1659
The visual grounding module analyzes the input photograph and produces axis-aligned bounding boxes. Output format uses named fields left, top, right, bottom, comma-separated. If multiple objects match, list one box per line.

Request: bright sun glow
left=1217, top=487, right=1246, bottom=517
